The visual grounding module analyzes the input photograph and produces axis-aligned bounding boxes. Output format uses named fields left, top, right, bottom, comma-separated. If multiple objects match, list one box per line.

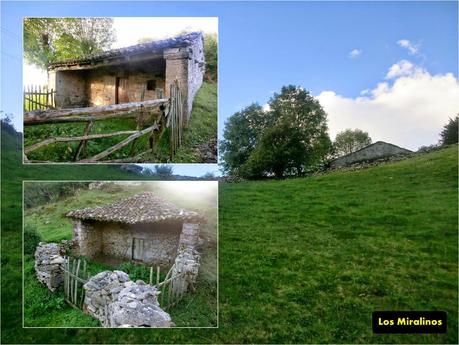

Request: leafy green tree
left=333, top=128, right=372, bottom=157
left=220, top=104, right=269, bottom=176
left=24, top=18, right=115, bottom=69
left=154, top=164, right=174, bottom=176
left=221, top=85, right=331, bottom=178
left=440, top=115, right=458, bottom=145
left=203, top=33, right=218, bottom=81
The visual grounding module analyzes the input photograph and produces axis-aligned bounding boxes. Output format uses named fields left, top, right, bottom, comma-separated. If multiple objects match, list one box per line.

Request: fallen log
left=24, top=99, right=169, bottom=125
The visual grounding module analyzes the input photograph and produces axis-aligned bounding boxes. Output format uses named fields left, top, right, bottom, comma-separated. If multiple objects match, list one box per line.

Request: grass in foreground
left=24, top=81, right=217, bottom=163
left=218, top=145, right=458, bottom=343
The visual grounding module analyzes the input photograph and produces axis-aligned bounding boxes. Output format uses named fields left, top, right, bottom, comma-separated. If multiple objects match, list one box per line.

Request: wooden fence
left=60, top=258, right=188, bottom=313
left=62, top=257, right=89, bottom=309
left=154, top=264, right=189, bottom=310
left=24, top=85, right=56, bottom=111
left=23, top=81, right=185, bottom=163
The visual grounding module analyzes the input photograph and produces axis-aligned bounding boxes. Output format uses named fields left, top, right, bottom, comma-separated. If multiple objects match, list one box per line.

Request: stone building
left=66, top=192, right=203, bottom=266
left=330, top=141, right=412, bottom=168
left=47, top=32, right=205, bottom=121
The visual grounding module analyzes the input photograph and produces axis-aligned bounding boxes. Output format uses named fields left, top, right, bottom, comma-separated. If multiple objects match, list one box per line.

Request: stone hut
left=47, top=32, right=205, bottom=120
left=330, top=141, right=412, bottom=168
left=66, top=192, right=203, bottom=266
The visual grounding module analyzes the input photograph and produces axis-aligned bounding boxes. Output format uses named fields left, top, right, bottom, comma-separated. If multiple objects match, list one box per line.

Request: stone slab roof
left=48, top=32, right=202, bottom=70
left=66, top=192, right=203, bottom=224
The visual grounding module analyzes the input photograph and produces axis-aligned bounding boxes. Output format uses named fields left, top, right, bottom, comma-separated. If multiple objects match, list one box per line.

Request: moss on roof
left=66, top=192, right=203, bottom=224
left=48, top=32, right=203, bottom=69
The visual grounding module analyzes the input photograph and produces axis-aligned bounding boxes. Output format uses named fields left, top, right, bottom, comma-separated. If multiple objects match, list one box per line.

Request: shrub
left=440, top=115, right=458, bottom=145
left=24, top=224, right=42, bottom=256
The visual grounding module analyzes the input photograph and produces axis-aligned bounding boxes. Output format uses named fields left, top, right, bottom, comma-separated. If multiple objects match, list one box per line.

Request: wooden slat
left=25, top=130, right=138, bottom=154
left=74, top=259, right=81, bottom=303
left=73, top=121, right=94, bottom=161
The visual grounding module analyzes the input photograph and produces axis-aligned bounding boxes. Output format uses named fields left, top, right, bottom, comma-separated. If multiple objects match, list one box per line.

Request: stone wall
left=330, top=141, right=412, bottom=168
left=171, top=222, right=201, bottom=291
left=49, top=70, right=88, bottom=108
left=34, top=242, right=66, bottom=291
left=86, top=71, right=116, bottom=106
left=101, top=222, right=182, bottom=265
left=85, top=68, right=166, bottom=107
left=164, top=34, right=205, bottom=125
left=83, top=270, right=172, bottom=327
left=72, top=220, right=182, bottom=266
left=186, top=35, right=205, bottom=120
left=72, top=220, right=100, bottom=258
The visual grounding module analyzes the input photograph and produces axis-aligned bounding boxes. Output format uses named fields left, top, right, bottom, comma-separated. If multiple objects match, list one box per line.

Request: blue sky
left=1, top=1, right=458, bottom=175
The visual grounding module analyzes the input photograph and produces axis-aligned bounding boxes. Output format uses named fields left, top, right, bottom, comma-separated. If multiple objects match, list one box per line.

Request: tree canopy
left=333, top=128, right=372, bottom=157
left=24, top=18, right=116, bottom=69
left=440, top=115, right=458, bottom=145
left=220, top=85, right=331, bottom=178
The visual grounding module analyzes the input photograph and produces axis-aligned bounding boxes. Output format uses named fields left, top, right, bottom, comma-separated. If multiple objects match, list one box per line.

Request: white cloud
left=349, top=48, right=362, bottom=58
left=397, top=39, right=420, bottom=55
left=385, top=59, right=418, bottom=79
left=316, top=62, right=459, bottom=150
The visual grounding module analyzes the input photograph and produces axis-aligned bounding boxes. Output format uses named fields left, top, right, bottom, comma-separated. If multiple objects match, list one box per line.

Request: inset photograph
left=23, top=181, right=218, bottom=328
left=23, top=17, right=218, bottom=163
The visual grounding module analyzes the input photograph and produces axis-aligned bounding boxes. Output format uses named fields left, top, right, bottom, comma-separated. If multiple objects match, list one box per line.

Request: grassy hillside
left=219, top=145, right=458, bottom=343
left=23, top=81, right=217, bottom=163
left=2, top=120, right=458, bottom=342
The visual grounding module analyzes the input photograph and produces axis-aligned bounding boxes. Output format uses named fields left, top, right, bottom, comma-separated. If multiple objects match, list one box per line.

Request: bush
left=204, top=33, right=218, bottom=82
left=24, top=224, right=42, bottom=256
left=440, top=115, right=458, bottom=145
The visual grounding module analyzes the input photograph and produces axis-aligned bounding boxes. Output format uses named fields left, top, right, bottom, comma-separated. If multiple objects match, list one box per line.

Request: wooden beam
left=24, top=130, right=138, bottom=154
left=24, top=99, right=169, bottom=125
left=78, top=123, right=159, bottom=162
left=48, top=51, right=164, bottom=71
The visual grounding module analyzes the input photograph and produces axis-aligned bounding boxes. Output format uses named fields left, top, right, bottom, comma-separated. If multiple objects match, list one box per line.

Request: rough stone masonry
left=83, top=270, right=172, bottom=327
left=34, top=242, right=66, bottom=291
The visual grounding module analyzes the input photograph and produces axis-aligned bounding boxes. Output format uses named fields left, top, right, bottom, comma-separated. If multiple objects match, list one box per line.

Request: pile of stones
left=34, top=242, right=65, bottom=291
left=110, top=281, right=172, bottom=327
left=83, top=270, right=172, bottom=328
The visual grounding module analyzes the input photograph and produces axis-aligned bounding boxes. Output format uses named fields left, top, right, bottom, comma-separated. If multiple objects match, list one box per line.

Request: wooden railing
left=24, top=81, right=185, bottom=163
left=24, top=85, right=56, bottom=111
left=62, top=257, right=89, bottom=310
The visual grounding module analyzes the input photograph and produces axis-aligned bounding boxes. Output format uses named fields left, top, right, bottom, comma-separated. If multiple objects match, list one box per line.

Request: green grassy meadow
left=23, top=81, right=217, bottom=163
left=2, top=121, right=458, bottom=342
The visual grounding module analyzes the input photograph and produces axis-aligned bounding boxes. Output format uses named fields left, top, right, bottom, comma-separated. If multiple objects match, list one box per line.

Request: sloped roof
left=48, top=31, right=202, bottom=70
left=331, top=141, right=412, bottom=162
left=66, top=192, right=203, bottom=224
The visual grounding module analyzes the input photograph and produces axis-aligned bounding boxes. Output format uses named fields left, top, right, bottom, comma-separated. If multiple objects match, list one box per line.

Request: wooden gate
left=62, top=257, right=89, bottom=309
left=154, top=264, right=189, bottom=310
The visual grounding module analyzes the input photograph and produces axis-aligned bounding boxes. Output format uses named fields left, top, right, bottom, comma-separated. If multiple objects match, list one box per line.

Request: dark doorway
left=115, top=77, right=129, bottom=104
